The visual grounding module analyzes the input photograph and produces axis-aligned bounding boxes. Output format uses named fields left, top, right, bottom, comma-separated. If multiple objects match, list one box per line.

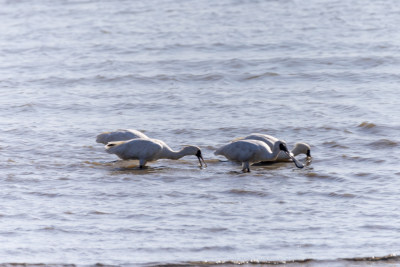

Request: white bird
left=214, top=139, right=303, bottom=172
left=96, top=129, right=149, bottom=144
left=105, top=138, right=207, bottom=168
left=237, top=133, right=311, bottom=162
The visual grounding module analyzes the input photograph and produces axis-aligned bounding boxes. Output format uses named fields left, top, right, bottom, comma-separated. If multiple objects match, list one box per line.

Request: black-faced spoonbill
left=214, top=139, right=303, bottom=172
left=105, top=138, right=207, bottom=168
left=96, top=129, right=148, bottom=144
left=237, top=133, right=311, bottom=162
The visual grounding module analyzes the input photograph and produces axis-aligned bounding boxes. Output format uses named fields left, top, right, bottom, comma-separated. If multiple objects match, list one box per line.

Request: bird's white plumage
left=106, top=138, right=164, bottom=161
left=235, top=133, right=281, bottom=148
left=215, top=139, right=292, bottom=172
left=105, top=138, right=206, bottom=168
left=237, top=133, right=311, bottom=161
left=290, top=143, right=311, bottom=159
left=96, top=129, right=148, bottom=144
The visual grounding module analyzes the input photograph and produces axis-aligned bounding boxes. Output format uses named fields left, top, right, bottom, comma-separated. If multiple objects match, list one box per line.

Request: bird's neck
left=161, top=147, right=188, bottom=160
left=291, top=146, right=301, bottom=156
left=270, top=142, right=283, bottom=160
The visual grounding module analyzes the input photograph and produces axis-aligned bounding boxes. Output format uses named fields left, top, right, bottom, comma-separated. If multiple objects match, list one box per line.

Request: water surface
left=0, top=0, right=400, bottom=266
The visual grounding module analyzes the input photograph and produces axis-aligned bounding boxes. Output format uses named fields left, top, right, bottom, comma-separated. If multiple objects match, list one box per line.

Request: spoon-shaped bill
left=279, top=143, right=304, bottom=169
left=196, top=150, right=207, bottom=167
left=285, top=151, right=304, bottom=168
left=291, top=153, right=304, bottom=168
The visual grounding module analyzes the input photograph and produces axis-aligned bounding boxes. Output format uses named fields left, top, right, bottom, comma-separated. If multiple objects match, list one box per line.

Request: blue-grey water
left=1, top=0, right=400, bottom=266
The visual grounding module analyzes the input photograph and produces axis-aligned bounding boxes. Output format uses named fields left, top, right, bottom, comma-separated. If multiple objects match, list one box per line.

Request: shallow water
left=1, top=0, right=400, bottom=266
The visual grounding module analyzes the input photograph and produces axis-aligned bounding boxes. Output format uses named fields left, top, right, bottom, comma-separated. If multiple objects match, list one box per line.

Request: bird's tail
left=231, top=136, right=244, bottom=142
left=96, top=132, right=111, bottom=144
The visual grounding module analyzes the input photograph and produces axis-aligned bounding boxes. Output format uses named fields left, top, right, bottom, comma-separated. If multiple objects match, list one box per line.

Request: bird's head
left=278, top=142, right=289, bottom=152
left=183, top=146, right=207, bottom=167
left=293, top=143, right=312, bottom=158
left=278, top=141, right=304, bottom=169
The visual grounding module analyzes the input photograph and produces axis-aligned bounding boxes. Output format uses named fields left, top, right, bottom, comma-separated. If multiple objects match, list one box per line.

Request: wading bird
left=237, top=133, right=311, bottom=161
left=215, top=139, right=303, bottom=172
left=96, top=129, right=148, bottom=144
left=105, top=138, right=206, bottom=168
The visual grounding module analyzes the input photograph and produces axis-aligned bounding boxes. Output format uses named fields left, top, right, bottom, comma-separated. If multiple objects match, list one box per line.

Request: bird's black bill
left=196, top=150, right=207, bottom=167
left=279, top=143, right=289, bottom=152
left=284, top=151, right=304, bottom=169
left=198, top=155, right=207, bottom=167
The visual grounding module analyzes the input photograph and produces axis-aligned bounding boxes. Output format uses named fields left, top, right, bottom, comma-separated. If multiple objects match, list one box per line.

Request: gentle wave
left=355, top=121, right=399, bottom=135
left=341, top=155, right=386, bottom=164
left=368, top=139, right=398, bottom=148
left=16, top=68, right=400, bottom=88
left=225, top=189, right=269, bottom=197
left=322, top=141, right=349, bottom=149
left=327, top=192, right=357, bottom=199
left=358, top=121, right=377, bottom=129
left=303, top=172, right=337, bottom=180
left=147, top=254, right=400, bottom=266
